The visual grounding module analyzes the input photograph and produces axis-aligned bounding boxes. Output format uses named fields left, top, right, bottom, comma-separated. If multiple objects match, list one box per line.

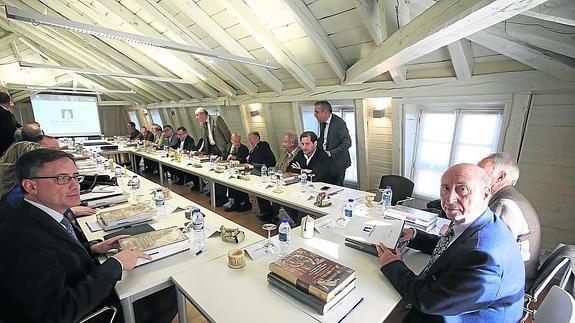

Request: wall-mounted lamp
left=170, top=110, right=176, bottom=116
left=373, top=109, right=385, bottom=118
left=249, top=110, right=260, bottom=117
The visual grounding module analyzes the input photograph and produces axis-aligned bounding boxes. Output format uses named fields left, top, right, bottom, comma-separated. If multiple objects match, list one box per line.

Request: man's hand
left=90, top=235, right=130, bottom=254
left=376, top=243, right=402, bottom=267
left=325, top=150, right=332, bottom=158
left=113, top=249, right=152, bottom=271
left=399, top=228, right=416, bottom=242
left=290, top=162, right=302, bottom=170
left=71, top=206, right=97, bottom=217
left=227, top=154, right=236, bottom=161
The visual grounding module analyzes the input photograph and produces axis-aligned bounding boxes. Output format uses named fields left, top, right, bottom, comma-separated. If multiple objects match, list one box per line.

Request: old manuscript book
left=96, top=204, right=155, bottom=230
left=269, top=248, right=356, bottom=302
left=118, top=226, right=189, bottom=266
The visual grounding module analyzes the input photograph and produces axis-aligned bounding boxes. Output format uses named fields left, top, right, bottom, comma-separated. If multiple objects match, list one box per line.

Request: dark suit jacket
left=287, top=147, right=335, bottom=185
left=381, top=209, right=525, bottom=323
left=0, top=201, right=122, bottom=323
left=0, top=108, right=18, bottom=156
left=138, top=131, right=155, bottom=142
left=320, top=114, right=351, bottom=170
left=228, top=143, right=249, bottom=164
left=247, top=141, right=276, bottom=167
left=173, top=135, right=195, bottom=151
left=129, top=129, right=140, bottom=140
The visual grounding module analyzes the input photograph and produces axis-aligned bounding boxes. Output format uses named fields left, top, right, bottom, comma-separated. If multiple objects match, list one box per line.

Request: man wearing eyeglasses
left=0, top=149, right=166, bottom=323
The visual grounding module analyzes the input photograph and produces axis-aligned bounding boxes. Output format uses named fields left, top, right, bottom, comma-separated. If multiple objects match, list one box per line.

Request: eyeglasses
left=29, top=175, right=85, bottom=185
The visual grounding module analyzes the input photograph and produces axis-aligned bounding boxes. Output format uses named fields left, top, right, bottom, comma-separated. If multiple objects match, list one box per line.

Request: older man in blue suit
left=377, top=164, right=525, bottom=322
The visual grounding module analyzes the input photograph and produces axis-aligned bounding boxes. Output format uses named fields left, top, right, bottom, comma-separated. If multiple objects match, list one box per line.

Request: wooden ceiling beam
left=217, top=0, right=316, bottom=92
left=43, top=0, right=205, bottom=100
left=345, top=0, right=552, bottom=85
left=522, top=0, right=575, bottom=27
left=170, top=0, right=283, bottom=94
left=447, top=39, right=474, bottom=81
left=467, top=28, right=575, bottom=81
left=283, top=0, right=347, bottom=82
left=20, top=0, right=202, bottom=100
left=141, top=0, right=258, bottom=96
left=0, top=33, right=18, bottom=48
left=94, top=0, right=233, bottom=98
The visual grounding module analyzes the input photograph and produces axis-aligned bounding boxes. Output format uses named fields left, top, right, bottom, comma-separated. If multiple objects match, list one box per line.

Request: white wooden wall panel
left=364, top=101, right=393, bottom=191
left=517, top=93, right=575, bottom=250
left=219, top=106, right=248, bottom=144
left=268, top=102, right=296, bottom=157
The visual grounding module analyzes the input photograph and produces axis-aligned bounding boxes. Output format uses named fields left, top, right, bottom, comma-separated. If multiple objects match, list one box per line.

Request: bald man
left=377, top=164, right=525, bottom=322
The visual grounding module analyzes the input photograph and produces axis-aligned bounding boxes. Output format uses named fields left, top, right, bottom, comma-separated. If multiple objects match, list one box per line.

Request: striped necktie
left=61, top=208, right=78, bottom=241
left=421, top=221, right=455, bottom=276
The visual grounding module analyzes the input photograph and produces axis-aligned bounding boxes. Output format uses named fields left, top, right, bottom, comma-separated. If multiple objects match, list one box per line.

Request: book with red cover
left=269, top=248, right=356, bottom=302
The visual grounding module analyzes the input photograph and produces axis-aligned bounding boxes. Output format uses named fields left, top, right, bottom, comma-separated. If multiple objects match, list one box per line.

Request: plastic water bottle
left=155, top=187, right=166, bottom=219
left=278, top=217, right=291, bottom=257
left=114, top=166, right=122, bottom=185
left=163, top=146, right=169, bottom=158
left=344, top=199, right=354, bottom=219
left=130, top=175, right=140, bottom=201
left=192, top=208, right=205, bottom=251
left=382, top=185, right=393, bottom=214
left=300, top=171, right=308, bottom=193
left=261, top=165, right=269, bottom=183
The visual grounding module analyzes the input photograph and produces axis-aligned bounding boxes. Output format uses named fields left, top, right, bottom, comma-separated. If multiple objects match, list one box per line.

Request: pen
left=193, top=247, right=207, bottom=257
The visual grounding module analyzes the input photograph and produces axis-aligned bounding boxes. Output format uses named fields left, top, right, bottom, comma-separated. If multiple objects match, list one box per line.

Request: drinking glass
left=209, top=155, right=218, bottom=169
left=262, top=223, right=278, bottom=254
left=308, top=173, right=315, bottom=190
left=268, top=167, right=277, bottom=183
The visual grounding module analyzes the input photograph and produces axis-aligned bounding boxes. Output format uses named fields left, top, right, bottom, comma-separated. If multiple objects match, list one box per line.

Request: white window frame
left=401, top=96, right=512, bottom=200
left=127, top=110, right=140, bottom=129
left=150, top=109, right=163, bottom=127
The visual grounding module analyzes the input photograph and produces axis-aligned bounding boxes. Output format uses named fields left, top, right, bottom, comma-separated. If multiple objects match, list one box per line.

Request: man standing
left=0, top=92, right=18, bottom=156
left=127, top=122, right=140, bottom=140
left=479, top=153, right=541, bottom=289
left=195, top=107, right=231, bottom=156
left=377, top=164, right=525, bottom=322
left=314, top=101, right=351, bottom=186
left=0, top=149, right=155, bottom=323
left=257, top=132, right=300, bottom=221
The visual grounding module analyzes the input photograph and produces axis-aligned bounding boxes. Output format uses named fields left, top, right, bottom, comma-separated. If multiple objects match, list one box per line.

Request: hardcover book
left=118, top=226, right=190, bottom=266
left=267, top=272, right=356, bottom=315
left=385, top=205, right=438, bottom=231
left=334, top=216, right=404, bottom=249
left=269, top=248, right=356, bottom=302
left=96, top=204, right=156, bottom=230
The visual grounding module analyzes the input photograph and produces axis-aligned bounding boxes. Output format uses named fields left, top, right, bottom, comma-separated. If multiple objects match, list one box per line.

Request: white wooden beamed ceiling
left=0, top=0, right=573, bottom=104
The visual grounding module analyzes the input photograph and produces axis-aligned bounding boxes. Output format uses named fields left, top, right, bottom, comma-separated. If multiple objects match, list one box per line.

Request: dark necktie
left=319, top=122, right=327, bottom=147
left=421, top=221, right=455, bottom=276
left=202, top=122, right=209, bottom=153
left=61, top=209, right=78, bottom=241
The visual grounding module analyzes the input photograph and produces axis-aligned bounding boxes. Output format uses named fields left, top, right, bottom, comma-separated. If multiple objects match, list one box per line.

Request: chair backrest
left=379, top=175, right=414, bottom=206
left=530, top=245, right=575, bottom=302
left=534, top=285, right=575, bottom=323
left=78, top=306, right=117, bottom=323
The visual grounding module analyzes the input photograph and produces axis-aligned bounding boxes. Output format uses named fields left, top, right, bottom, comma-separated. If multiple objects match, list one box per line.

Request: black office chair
left=379, top=175, right=414, bottom=206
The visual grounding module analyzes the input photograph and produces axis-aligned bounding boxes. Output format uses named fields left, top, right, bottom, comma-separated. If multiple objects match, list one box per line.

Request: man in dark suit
left=127, top=122, right=140, bottom=140
left=314, top=100, right=351, bottom=186
left=377, top=164, right=525, bottom=322
left=283, top=131, right=334, bottom=225
left=195, top=107, right=231, bottom=156
left=162, top=125, right=178, bottom=148
left=0, top=92, right=18, bottom=156
left=173, top=126, right=195, bottom=151
left=227, top=132, right=275, bottom=213
left=222, top=133, right=250, bottom=212
left=0, top=149, right=154, bottom=323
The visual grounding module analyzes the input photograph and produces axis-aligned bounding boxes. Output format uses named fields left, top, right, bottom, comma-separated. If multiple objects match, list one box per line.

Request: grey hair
left=284, top=132, right=297, bottom=146
left=0, top=141, right=42, bottom=196
left=194, top=107, right=208, bottom=115
left=485, top=152, right=520, bottom=185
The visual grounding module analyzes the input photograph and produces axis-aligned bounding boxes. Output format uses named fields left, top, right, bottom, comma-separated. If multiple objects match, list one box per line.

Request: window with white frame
left=404, top=103, right=504, bottom=198
left=300, top=102, right=358, bottom=186
left=150, top=109, right=163, bottom=127
left=127, top=110, right=140, bottom=129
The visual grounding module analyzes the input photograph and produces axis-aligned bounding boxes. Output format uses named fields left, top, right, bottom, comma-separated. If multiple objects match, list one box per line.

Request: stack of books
left=96, top=204, right=156, bottom=231
left=385, top=205, right=438, bottom=232
left=267, top=248, right=357, bottom=315
left=118, top=226, right=190, bottom=266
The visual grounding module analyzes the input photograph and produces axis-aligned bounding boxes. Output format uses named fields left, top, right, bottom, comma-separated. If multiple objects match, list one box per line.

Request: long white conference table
left=77, top=165, right=264, bottom=323
left=78, top=146, right=429, bottom=323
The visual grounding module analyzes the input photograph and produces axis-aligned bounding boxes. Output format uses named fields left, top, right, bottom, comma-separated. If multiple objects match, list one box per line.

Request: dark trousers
left=229, top=188, right=249, bottom=204
left=334, top=169, right=346, bottom=186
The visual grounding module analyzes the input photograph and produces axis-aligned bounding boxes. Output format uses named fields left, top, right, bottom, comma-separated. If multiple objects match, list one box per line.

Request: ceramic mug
left=227, top=249, right=246, bottom=269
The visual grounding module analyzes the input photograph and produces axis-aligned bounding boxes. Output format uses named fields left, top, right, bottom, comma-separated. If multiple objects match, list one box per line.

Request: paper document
left=334, top=215, right=405, bottom=249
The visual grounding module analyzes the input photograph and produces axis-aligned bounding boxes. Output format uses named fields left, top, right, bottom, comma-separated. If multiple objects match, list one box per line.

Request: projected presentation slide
left=31, top=94, right=102, bottom=137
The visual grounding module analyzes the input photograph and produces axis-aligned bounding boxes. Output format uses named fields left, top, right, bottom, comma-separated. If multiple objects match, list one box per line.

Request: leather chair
left=533, top=285, right=575, bottom=322
left=379, top=175, right=414, bottom=206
